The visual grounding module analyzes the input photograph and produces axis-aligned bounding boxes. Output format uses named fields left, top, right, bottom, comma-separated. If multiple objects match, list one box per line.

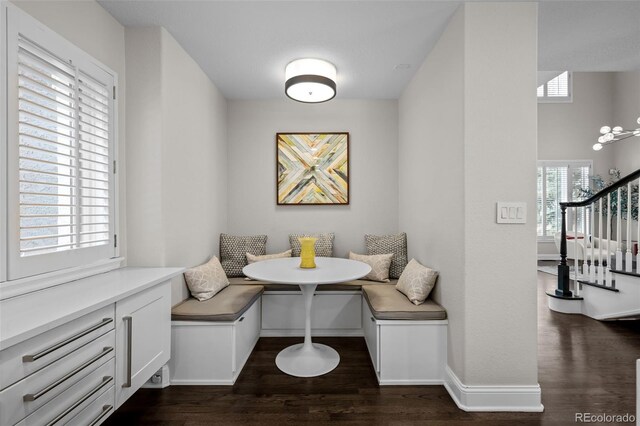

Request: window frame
left=537, top=71, right=572, bottom=103
left=1, top=3, right=120, bottom=288
left=537, top=160, right=592, bottom=242
left=1, top=2, right=8, bottom=284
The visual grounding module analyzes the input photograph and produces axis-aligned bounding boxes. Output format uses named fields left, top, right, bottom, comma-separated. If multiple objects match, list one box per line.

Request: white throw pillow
left=396, top=258, right=438, bottom=305
left=245, top=250, right=293, bottom=280
left=246, top=249, right=292, bottom=264
left=183, top=256, right=229, bottom=301
left=348, top=252, right=393, bottom=283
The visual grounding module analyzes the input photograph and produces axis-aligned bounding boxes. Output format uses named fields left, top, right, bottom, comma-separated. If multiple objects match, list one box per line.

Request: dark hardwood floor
left=106, top=266, right=640, bottom=425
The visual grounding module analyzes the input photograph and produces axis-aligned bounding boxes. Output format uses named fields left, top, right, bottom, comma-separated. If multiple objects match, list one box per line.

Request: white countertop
left=243, top=257, right=371, bottom=285
left=0, top=267, right=183, bottom=350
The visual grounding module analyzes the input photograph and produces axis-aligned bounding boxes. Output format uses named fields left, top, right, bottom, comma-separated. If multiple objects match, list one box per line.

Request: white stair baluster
left=590, top=202, right=596, bottom=283
left=627, top=182, right=633, bottom=272
left=631, top=178, right=640, bottom=274
left=581, top=207, right=589, bottom=280
left=616, top=188, right=623, bottom=270
left=598, top=198, right=604, bottom=283
left=606, top=193, right=611, bottom=285
left=574, top=207, right=579, bottom=284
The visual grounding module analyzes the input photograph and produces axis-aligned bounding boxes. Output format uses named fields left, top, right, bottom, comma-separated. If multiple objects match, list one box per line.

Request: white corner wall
left=125, top=28, right=228, bottom=305
left=463, top=1, right=538, bottom=389
left=12, top=0, right=128, bottom=261
left=400, top=3, right=540, bottom=411
left=398, top=5, right=465, bottom=383
left=226, top=100, right=398, bottom=257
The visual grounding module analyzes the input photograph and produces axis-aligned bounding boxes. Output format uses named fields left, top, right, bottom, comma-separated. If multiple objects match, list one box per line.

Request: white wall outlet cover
left=496, top=202, right=527, bottom=224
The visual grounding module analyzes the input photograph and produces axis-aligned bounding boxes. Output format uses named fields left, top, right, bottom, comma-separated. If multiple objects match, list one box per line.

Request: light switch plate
left=496, top=202, right=527, bottom=224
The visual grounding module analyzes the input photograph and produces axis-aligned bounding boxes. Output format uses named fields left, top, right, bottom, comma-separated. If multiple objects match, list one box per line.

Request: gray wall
left=537, top=72, right=616, bottom=257
left=399, top=2, right=539, bottom=389
left=537, top=71, right=640, bottom=256
left=612, top=71, right=640, bottom=176
left=125, top=28, right=228, bottom=305
left=227, top=100, right=399, bottom=258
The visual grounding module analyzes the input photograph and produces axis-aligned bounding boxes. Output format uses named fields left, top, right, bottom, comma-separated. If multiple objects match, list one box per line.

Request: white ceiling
left=98, top=0, right=640, bottom=100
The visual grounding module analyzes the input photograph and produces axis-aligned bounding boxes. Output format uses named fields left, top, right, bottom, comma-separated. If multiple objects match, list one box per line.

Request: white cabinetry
left=170, top=298, right=261, bottom=385
left=362, top=298, right=448, bottom=385
left=0, top=267, right=181, bottom=426
left=362, top=299, right=379, bottom=372
left=261, top=291, right=362, bottom=336
left=115, top=281, right=171, bottom=407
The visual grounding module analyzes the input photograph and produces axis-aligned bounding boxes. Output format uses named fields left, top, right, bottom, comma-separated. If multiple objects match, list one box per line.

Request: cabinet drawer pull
left=88, top=405, right=114, bottom=426
left=23, top=346, right=114, bottom=402
left=45, top=376, right=113, bottom=426
left=370, top=317, right=375, bottom=322
left=238, top=317, right=245, bottom=322
left=123, top=316, right=132, bottom=388
left=23, top=318, right=113, bottom=363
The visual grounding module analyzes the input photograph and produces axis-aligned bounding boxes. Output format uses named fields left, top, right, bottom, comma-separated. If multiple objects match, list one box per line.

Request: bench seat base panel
left=169, top=297, right=261, bottom=385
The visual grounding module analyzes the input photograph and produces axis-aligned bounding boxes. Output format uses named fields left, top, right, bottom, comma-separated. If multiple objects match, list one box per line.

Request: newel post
left=556, top=204, right=572, bottom=297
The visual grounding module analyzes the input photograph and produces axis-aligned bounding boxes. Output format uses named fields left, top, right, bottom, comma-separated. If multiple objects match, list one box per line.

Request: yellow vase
left=299, top=237, right=317, bottom=269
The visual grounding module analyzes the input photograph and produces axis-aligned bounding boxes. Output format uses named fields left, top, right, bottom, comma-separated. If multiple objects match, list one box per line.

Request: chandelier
left=593, top=116, right=640, bottom=151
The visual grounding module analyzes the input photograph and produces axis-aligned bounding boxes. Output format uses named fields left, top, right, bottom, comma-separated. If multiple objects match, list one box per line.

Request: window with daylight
left=3, top=6, right=118, bottom=281
left=537, top=71, right=572, bottom=102
left=537, top=161, right=591, bottom=240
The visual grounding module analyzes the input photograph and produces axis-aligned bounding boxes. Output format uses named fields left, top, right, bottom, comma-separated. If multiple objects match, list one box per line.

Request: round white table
left=243, top=257, right=371, bottom=377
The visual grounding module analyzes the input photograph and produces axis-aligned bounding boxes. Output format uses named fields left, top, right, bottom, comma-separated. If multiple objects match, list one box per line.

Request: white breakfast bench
left=168, top=279, right=447, bottom=385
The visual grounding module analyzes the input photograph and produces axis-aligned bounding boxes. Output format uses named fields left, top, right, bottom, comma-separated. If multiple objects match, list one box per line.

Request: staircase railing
left=555, top=168, right=640, bottom=298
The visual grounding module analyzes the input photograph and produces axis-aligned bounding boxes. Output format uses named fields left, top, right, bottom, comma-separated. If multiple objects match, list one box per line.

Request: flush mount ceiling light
left=593, top=116, right=640, bottom=151
left=285, top=58, right=336, bottom=103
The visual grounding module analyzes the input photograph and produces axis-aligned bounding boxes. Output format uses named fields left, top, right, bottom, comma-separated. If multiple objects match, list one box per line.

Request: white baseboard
left=444, top=366, right=544, bottom=412
left=379, top=379, right=444, bottom=385
left=260, top=329, right=363, bottom=337
left=538, top=254, right=560, bottom=261
left=170, top=379, right=235, bottom=386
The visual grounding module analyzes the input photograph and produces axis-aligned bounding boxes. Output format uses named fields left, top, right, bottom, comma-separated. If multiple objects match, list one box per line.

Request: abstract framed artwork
left=276, top=133, right=349, bottom=205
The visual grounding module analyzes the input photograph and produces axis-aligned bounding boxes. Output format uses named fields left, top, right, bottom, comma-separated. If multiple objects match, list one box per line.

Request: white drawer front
left=234, top=299, right=261, bottom=376
left=0, top=330, right=115, bottom=426
left=362, top=301, right=379, bottom=372
left=0, top=305, right=115, bottom=391
left=262, top=292, right=361, bottom=330
left=66, top=384, right=114, bottom=426
left=16, top=358, right=115, bottom=426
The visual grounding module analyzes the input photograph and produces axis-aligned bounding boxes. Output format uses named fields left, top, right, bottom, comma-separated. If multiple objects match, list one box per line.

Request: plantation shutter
left=77, top=72, right=112, bottom=249
left=537, top=161, right=591, bottom=239
left=17, top=38, right=79, bottom=256
left=546, top=72, right=569, bottom=97
left=7, top=7, right=117, bottom=280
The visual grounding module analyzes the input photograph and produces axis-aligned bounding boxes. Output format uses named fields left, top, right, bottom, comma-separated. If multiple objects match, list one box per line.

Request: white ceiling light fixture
left=593, top=116, right=640, bottom=151
left=285, top=58, right=336, bottom=103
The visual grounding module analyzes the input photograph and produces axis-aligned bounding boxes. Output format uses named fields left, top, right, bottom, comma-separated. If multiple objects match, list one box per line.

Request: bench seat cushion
left=171, top=285, right=264, bottom=322
left=362, top=284, right=447, bottom=320
left=228, top=277, right=397, bottom=291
